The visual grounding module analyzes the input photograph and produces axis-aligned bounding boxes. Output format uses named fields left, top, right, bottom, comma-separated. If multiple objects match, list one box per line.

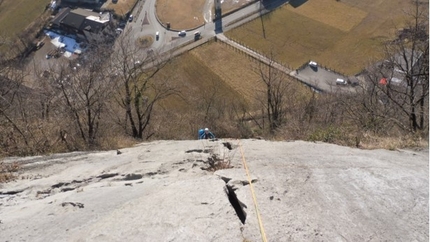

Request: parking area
left=292, top=62, right=358, bottom=93
left=24, top=32, right=82, bottom=88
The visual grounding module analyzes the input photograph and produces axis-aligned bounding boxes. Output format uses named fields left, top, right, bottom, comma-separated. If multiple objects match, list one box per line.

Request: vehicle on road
left=194, top=31, right=201, bottom=40
left=128, top=15, right=133, bottom=22
left=156, top=31, right=159, bottom=40
left=178, top=30, right=186, bottom=37
left=336, top=78, right=347, bottom=85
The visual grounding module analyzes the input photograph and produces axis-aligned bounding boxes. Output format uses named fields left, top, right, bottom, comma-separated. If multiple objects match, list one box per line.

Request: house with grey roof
left=50, top=7, right=114, bottom=43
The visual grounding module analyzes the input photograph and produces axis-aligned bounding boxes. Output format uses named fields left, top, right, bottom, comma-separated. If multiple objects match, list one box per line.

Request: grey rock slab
left=231, top=140, right=429, bottom=242
left=0, top=139, right=428, bottom=242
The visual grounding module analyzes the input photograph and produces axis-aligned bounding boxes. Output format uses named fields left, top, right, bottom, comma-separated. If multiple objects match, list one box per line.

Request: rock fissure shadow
left=222, top=142, right=233, bottom=150
left=225, top=185, right=247, bottom=224
left=97, top=173, right=119, bottom=179
left=0, top=189, right=25, bottom=195
left=123, top=173, right=143, bottom=180
left=186, top=149, right=211, bottom=153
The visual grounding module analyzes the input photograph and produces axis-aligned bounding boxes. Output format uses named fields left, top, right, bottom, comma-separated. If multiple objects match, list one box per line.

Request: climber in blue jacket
left=198, top=128, right=215, bottom=140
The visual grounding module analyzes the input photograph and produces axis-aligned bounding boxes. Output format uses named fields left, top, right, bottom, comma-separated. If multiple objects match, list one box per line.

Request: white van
left=309, top=61, right=318, bottom=67
left=336, top=78, right=347, bottom=85
left=178, top=30, right=186, bottom=36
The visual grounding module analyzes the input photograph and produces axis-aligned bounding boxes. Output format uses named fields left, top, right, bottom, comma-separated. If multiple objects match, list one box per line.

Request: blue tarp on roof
left=44, top=30, right=84, bottom=55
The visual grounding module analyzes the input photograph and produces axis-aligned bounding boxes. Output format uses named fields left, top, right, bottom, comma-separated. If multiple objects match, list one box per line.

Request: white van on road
left=178, top=30, right=186, bottom=36
left=336, top=78, right=347, bottom=85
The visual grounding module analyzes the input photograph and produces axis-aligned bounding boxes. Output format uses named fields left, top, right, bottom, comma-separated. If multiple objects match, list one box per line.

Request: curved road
left=124, top=0, right=289, bottom=55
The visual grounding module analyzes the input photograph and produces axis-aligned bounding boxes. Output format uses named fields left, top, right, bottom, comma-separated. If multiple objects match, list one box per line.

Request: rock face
left=0, top=139, right=428, bottom=241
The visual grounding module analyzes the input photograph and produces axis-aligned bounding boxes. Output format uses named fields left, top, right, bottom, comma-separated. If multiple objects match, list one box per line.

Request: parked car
left=118, top=22, right=126, bottom=28
left=128, top=15, right=133, bottom=22
left=178, top=30, right=186, bottom=36
left=116, top=28, right=123, bottom=35
left=36, top=41, right=45, bottom=50
left=309, top=61, right=318, bottom=68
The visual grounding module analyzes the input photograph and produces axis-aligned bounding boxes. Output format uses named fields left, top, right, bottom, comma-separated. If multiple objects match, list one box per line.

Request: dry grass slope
left=103, top=0, right=138, bottom=16
left=226, top=0, right=415, bottom=75
left=189, top=41, right=266, bottom=104
left=158, top=47, right=249, bottom=111
left=156, top=0, right=205, bottom=29
left=0, top=162, right=19, bottom=183
left=0, top=0, right=50, bottom=36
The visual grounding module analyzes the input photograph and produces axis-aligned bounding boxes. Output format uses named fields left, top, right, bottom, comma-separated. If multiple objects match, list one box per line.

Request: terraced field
left=226, top=0, right=416, bottom=75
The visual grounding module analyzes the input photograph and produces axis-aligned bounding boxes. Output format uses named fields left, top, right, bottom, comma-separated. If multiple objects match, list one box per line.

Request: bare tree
left=361, top=0, right=429, bottom=133
left=46, top=48, right=115, bottom=147
left=111, top=32, right=178, bottom=139
left=254, top=57, right=295, bottom=134
left=0, top=55, right=49, bottom=154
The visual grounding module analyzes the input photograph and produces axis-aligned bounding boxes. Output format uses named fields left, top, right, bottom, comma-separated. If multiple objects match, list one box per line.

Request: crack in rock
left=97, top=173, right=119, bottom=179
left=123, top=173, right=143, bottom=181
left=145, top=172, right=158, bottom=177
left=241, top=179, right=258, bottom=186
left=222, top=142, right=233, bottom=150
left=224, top=185, right=247, bottom=224
left=61, top=187, right=75, bottom=192
left=219, top=176, right=232, bottom=183
left=0, top=188, right=26, bottom=195
left=61, top=202, right=84, bottom=208
left=52, top=182, right=68, bottom=189
left=185, top=149, right=212, bottom=153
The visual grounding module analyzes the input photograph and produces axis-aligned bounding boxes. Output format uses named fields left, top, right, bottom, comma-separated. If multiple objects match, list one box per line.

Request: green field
left=0, top=0, right=50, bottom=37
left=226, top=0, right=415, bottom=75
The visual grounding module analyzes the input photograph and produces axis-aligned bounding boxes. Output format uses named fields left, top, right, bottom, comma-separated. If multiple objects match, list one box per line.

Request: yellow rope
left=238, top=140, right=268, bottom=242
